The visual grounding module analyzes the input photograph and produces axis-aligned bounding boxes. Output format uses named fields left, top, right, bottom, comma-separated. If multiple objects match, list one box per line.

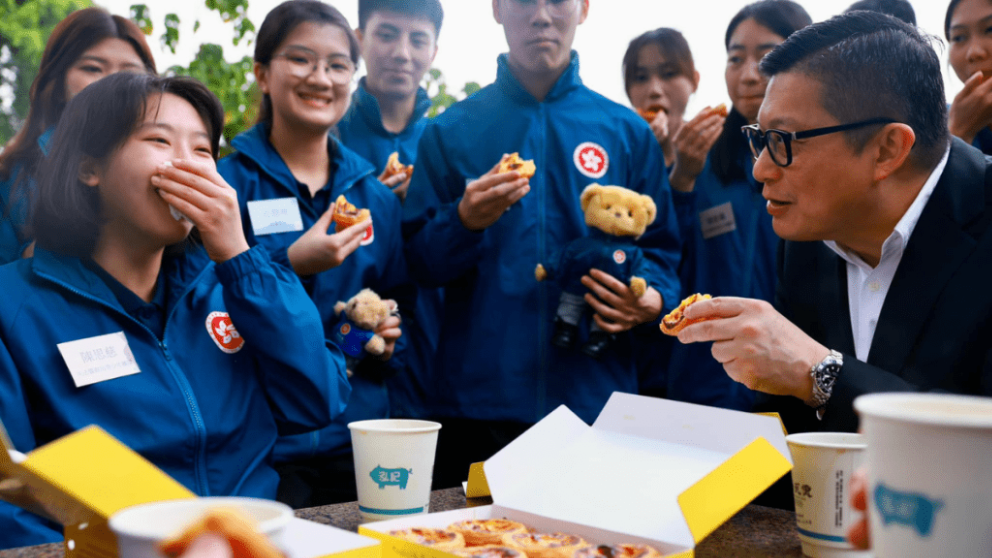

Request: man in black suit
left=677, top=11, right=992, bottom=434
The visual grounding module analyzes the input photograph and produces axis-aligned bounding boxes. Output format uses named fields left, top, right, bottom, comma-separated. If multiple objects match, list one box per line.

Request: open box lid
left=484, top=393, right=792, bottom=550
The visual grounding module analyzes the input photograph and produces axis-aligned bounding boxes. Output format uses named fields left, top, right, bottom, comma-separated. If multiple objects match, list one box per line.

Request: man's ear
left=691, top=70, right=700, bottom=92
left=873, top=123, right=916, bottom=182
left=578, top=0, right=590, bottom=25
left=355, top=27, right=365, bottom=48
left=253, top=61, right=269, bottom=95
left=493, top=0, right=503, bottom=25
left=78, top=157, right=101, bottom=188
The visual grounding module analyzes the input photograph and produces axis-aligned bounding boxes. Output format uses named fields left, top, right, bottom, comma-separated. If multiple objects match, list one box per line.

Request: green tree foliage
left=425, top=68, right=480, bottom=118
left=0, top=0, right=92, bottom=145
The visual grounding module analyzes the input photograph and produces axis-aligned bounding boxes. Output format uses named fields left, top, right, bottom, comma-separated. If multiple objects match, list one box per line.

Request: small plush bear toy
left=535, top=183, right=657, bottom=358
left=332, top=288, right=397, bottom=377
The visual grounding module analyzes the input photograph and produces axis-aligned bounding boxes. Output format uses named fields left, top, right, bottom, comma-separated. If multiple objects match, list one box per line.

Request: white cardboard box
left=360, top=392, right=792, bottom=558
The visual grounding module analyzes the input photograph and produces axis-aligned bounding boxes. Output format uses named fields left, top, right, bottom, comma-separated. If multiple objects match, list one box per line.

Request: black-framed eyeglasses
left=741, top=118, right=898, bottom=168
left=273, top=47, right=356, bottom=85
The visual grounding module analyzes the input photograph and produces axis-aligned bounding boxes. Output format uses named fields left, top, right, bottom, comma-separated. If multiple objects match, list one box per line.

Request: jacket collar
left=351, top=78, right=431, bottom=136
left=495, top=51, right=583, bottom=104
left=230, top=123, right=375, bottom=201
left=867, top=138, right=986, bottom=370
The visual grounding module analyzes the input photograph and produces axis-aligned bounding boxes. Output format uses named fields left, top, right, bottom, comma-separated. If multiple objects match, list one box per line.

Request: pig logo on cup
left=874, top=483, right=944, bottom=538
left=370, top=465, right=412, bottom=489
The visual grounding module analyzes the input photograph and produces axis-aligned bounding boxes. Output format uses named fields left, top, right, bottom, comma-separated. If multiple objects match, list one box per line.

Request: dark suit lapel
left=867, top=140, right=986, bottom=370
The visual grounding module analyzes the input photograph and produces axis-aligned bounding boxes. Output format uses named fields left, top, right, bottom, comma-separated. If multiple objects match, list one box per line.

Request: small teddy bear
left=536, top=183, right=657, bottom=358
left=332, top=288, right=397, bottom=377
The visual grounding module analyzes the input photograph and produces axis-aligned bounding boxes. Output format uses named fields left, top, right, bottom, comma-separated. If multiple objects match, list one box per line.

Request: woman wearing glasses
left=653, top=0, right=810, bottom=411
left=218, top=0, right=411, bottom=508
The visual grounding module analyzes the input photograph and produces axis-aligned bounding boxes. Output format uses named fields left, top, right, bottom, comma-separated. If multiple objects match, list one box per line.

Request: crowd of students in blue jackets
left=0, top=0, right=986, bottom=549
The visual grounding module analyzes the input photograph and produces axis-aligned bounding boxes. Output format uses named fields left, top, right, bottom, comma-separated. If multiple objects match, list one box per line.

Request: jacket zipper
left=536, top=103, right=549, bottom=421
left=38, top=266, right=213, bottom=495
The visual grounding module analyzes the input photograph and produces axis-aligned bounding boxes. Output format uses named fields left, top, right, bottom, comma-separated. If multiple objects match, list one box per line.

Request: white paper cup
left=348, top=419, right=441, bottom=523
left=855, top=393, right=992, bottom=558
left=786, top=432, right=871, bottom=558
left=108, top=497, right=292, bottom=558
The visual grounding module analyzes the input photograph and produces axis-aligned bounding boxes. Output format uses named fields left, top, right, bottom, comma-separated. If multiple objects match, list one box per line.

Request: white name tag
left=699, top=202, right=737, bottom=240
left=247, top=198, right=304, bottom=236
left=57, top=332, right=141, bottom=388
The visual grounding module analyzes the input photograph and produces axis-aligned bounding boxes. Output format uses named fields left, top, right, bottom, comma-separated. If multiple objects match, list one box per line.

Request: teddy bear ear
left=580, top=184, right=602, bottom=211
left=640, top=194, right=657, bottom=226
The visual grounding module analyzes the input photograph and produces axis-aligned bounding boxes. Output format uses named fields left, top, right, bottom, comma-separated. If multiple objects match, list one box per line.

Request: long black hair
left=33, top=73, right=223, bottom=258
left=711, top=0, right=811, bottom=184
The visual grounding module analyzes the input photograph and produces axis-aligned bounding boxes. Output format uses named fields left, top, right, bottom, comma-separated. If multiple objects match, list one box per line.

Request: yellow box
left=0, top=423, right=380, bottom=558
left=360, top=393, right=792, bottom=558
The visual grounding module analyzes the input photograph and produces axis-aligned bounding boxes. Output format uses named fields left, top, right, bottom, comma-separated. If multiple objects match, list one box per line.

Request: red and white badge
left=360, top=223, right=375, bottom=246
left=574, top=142, right=609, bottom=179
left=206, top=312, right=245, bottom=354
left=613, top=250, right=627, bottom=264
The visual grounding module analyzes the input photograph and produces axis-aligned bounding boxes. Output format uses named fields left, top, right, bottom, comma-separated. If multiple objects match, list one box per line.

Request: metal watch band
left=808, top=350, right=844, bottom=409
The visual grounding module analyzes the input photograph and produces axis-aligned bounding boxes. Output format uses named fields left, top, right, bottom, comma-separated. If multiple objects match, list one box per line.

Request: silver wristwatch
left=808, top=350, right=844, bottom=411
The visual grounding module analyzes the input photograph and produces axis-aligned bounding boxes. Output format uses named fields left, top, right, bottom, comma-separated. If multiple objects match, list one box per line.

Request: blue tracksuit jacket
left=402, top=52, right=682, bottom=425
left=542, top=229, right=652, bottom=296
left=337, top=80, right=440, bottom=419
left=218, top=124, right=413, bottom=461
left=0, top=130, right=52, bottom=265
left=0, top=245, right=350, bottom=548
left=651, top=150, right=774, bottom=410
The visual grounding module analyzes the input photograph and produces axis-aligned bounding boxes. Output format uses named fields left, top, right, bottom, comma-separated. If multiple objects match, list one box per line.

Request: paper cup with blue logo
left=785, top=432, right=870, bottom=558
left=348, top=419, right=441, bottom=523
left=855, top=393, right=992, bottom=558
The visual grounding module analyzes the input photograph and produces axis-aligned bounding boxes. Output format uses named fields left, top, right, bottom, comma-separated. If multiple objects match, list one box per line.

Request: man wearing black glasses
left=678, top=11, right=992, bottom=434
left=402, top=0, right=681, bottom=488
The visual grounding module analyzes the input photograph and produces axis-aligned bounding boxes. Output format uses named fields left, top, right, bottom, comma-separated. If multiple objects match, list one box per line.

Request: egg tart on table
left=448, top=519, right=529, bottom=546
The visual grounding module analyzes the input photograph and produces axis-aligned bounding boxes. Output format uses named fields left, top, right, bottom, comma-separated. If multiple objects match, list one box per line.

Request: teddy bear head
left=337, top=288, right=392, bottom=330
left=580, top=184, right=657, bottom=238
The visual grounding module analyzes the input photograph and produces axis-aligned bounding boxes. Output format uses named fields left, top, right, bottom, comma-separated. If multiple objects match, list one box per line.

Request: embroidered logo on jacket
left=360, top=223, right=375, bottom=246
left=613, top=250, right=627, bottom=264
left=574, top=142, right=609, bottom=179
left=206, top=312, right=245, bottom=354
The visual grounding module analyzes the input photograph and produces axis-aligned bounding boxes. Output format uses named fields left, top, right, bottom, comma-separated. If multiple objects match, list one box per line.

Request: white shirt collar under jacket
left=823, top=145, right=950, bottom=362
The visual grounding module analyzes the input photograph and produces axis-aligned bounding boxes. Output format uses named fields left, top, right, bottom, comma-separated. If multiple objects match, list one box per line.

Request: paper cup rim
left=348, top=419, right=442, bottom=434
left=108, top=497, right=291, bottom=541
left=786, top=432, right=866, bottom=449
left=854, top=392, right=992, bottom=429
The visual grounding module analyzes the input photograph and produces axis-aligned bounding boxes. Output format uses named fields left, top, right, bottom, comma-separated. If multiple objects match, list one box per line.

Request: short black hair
left=254, top=0, right=361, bottom=127
left=711, top=0, right=812, bottom=184
left=32, top=73, right=223, bottom=258
left=358, top=0, right=444, bottom=37
left=760, top=11, right=948, bottom=170
left=845, top=0, right=916, bottom=26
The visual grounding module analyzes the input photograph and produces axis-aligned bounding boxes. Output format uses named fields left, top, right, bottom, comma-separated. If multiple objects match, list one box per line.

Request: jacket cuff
left=214, top=245, right=270, bottom=285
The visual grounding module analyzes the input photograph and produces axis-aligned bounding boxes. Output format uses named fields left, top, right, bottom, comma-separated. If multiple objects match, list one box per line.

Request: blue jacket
left=402, top=52, right=682, bottom=425
left=0, top=130, right=52, bottom=265
left=543, top=229, right=652, bottom=296
left=972, top=127, right=992, bottom=156
left=218, top=124, right=412, bottom=461
left=0, top=245, right=350, bottom=548
left=651, top=151, right=774, bottom=411
left=337, top=80, right=440, bottom=419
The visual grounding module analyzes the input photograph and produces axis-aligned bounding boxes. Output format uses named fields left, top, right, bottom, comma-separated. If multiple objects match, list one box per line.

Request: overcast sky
left=94, top=0, right=955, bottom=117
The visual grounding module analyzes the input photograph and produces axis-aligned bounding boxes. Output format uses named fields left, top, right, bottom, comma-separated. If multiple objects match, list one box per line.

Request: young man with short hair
left=337, top=0, right=443, bottom=421
left=402, top=0, right=681, bottom=488
left=679, top=11, right=992, bottom=435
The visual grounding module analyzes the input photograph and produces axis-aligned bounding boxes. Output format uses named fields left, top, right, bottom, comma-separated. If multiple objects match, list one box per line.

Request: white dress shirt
left=823, top=147, right=950, bottom=362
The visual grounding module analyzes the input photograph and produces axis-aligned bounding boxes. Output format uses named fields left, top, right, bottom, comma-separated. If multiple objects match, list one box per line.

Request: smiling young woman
left=217, top=0, right=414, bottom=509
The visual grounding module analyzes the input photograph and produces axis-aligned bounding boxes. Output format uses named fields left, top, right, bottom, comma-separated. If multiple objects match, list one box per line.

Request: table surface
left=0, top=488, right=805, bottom=558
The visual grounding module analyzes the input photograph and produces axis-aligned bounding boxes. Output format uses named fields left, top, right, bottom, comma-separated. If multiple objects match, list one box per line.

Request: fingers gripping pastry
left=497, top=153, right=536, bottom=179
left=573, top=544, right=663, bottom=558
left=659, top=293, right=712, bottom=336
left=332, top=194, right=371, bottom=233
left=452, top=546, right=527, bottom=558
left=383, top=151, right=414, bottom=180
left=637, top=105, right=664, bottom=123
left=390, top=528, right=466, bottom=552
left=502, top=533, right=587, bottom=558
left=159, top=508, right=284, bottom=558
left=449, top=519, right=529, bottom=546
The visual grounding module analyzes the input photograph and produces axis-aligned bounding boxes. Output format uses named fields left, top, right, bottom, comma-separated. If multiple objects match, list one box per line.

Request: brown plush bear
left=332, top=288, right=397, bottom=376
left=535, top=184, right=657, bottom=358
